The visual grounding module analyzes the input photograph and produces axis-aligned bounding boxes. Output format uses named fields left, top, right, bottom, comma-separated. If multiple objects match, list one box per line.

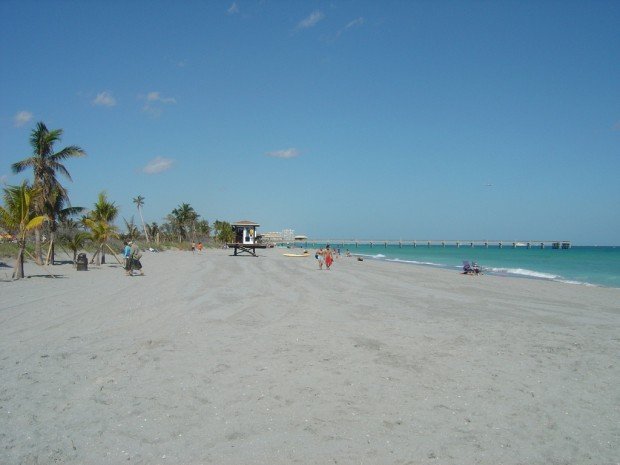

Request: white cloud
left=141, top=91, right=177, bottom=117
left=297, top=11, right=324, bottom=29
left=93, top=91, right=117, bottom=107
left=345, top=17, right=364, bottom=30
left=0, top=174, right=8, bottom=185
left=265, top=148, right=300, bottom=159
left=146, top=91, right=176, bottom=104
left=328, top=17, right=365, bottom=41
left=227, top=2, right=239, bottom=14
left=13, top=111, right=33, bottom=127
left=142, top=156, right=174, bottom=174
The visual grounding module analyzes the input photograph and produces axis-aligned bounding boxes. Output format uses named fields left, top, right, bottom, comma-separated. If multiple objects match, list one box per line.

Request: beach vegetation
left=42, top=187, right=85, bottom=265
left=11, top=121, right=86, bottom=265
left=83, top=217, right=120, bottom=266
left=133, top=195, right=150, bottom=242
left=146, top=222, right=160, bottom=244
left=63, top=231, right=91, bottom=264
left=195, top=219, right=211, bottom=240
left=122, top=216, right=141, bottom=242
left=0, top=181, right=48, bottom=279
left=212, top=220, right=234, bottom=243
left=86, top=191, right=119, bottom=264
left=167, top=203, right=198, bottom=243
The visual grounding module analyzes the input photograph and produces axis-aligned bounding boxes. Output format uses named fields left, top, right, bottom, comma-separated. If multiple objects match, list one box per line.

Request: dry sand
left=1, top=248, right=619, bottom=465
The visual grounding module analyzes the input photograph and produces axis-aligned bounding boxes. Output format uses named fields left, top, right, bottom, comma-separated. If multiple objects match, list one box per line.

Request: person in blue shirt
left=123, top=241, right=132, bottom=276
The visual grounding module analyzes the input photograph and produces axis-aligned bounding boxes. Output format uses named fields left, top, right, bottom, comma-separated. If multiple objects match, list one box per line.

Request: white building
left=282, top=229, right=295, bottom=242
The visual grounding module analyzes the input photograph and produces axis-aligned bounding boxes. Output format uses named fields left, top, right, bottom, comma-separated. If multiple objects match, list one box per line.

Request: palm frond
left=52, top=145, right=86, bottom=162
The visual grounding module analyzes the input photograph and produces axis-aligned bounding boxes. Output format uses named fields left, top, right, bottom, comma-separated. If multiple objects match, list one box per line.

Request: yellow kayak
left=283, top=253, right=310, bottom=257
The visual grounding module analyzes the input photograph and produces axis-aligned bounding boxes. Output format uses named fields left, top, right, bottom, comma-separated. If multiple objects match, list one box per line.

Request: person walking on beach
left=325, top=245, right=334, bottom=270
left=123, top=241, right=132, bottom=276
left=316, top=248, right=324, bottom=270
left=191, top=242, right=196, bottom=254
left=130, top=241, right=144, bottom=276
left=197, top=242, right=203, bottom=254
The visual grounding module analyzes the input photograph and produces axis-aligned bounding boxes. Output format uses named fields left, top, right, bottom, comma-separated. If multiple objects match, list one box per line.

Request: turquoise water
left=293, top=244, right=620, bottom=288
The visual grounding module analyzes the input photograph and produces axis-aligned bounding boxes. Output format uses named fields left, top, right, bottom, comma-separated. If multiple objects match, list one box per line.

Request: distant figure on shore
left=462, top=261, right=481, bottom=275
left=131, top=242, right=144, bottom=276
left=123, top=241, right=132, bottom=276
left=316, top=248, right=324, bottom=270
left=325, top=245, right=334, bottom=270
left=191, top=242, right=196, bottom=254
left=197, top=242, right=204, bottom=254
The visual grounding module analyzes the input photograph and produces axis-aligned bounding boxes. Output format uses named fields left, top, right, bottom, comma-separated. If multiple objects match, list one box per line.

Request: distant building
left=260, top=231, right=283, bottom=244
left=282, top=229, right=295, bottom=242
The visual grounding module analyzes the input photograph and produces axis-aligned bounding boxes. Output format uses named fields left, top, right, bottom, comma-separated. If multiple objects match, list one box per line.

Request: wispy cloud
left=265, top=148, right=300, bottom=159
left=297, top=11, right=324, bottom=29
left=146, top=91, right=177, bottom=104
left=141, top=91, right=177, bottom=117
left=0, top=174, right=8, bottom=185
left=227, top=2, right=239, bottom=14
left=142, top=156, right=175, bottom=174
left=93, top=91, right=117, bottom=107
left=13, top=110, right=33, bottom=127
left=345, top=17, right=364, bottom=30
left=329, top=17, right=365, bottom=40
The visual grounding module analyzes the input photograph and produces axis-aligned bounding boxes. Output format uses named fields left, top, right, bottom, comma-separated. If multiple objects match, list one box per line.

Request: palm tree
left=195, top=219, right=211, bottom=241
left=88, top=192, right=118, bottom=264
left=213, top=220, right=234, bottom=243
left=64, top=231, right=90, bottom=264
left=11, top=122, right=86, bottom=264
left=170, top=203, right=198, bottom=243
left=83, top=218, right=119, bottom=266
left=43, top=187, right=84, bottom=265
left=146, top=222, right=160, bottom=244
left=133, top=195, right=150, bottom=242
left=0, top=182, right=47, bottom=279
left=123, top=216, right=141, bottom=242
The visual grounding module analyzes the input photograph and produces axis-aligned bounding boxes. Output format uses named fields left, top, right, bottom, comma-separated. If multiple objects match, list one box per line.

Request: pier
left=295, top=240, right=571, bottom=249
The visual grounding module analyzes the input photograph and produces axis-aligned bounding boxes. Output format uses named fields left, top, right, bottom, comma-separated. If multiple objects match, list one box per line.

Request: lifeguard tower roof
left=232, top=220, right=260, bottom=227
left=294, top=235, right=308, bottom=241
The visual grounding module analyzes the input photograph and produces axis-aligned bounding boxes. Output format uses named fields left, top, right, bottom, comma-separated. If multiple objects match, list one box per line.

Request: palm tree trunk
left=45, top=231, right=57, bottom=266
left=44, top=240, right=53, bottom=266
left=138, top=206, right=150, bottom=243
left=13, top=245, right=25, bottom=280
left=34, top=229, right=43, bottom=265
left=101, top=241, right=106, bottom=264
left=47, top=223, right=57, bottom=265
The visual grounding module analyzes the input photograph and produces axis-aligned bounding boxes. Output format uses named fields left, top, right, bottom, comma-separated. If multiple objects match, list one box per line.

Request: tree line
left=0, top=122, right=236, bottom=280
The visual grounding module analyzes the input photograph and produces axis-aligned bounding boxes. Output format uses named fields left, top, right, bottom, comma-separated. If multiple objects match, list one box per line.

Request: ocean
left=292, top=243, right=620, bottom=288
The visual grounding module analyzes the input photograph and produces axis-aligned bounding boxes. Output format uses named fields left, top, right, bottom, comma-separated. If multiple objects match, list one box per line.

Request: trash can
left=76, top=253, right=88, bottom=271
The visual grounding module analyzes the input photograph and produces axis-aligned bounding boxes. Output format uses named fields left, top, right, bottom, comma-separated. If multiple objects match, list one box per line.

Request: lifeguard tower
left=228, top=220, right=266, bottom=256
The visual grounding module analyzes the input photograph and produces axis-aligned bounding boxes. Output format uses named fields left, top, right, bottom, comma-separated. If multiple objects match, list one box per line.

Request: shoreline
left=287, top=245, right=620, bottom=289
left=358, top=253, right=607, bottom=288
left=1, top=248, right=619, bottom=464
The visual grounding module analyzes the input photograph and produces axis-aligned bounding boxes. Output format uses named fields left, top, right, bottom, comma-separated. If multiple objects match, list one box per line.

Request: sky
left=1, top=0, right=619, bottom=245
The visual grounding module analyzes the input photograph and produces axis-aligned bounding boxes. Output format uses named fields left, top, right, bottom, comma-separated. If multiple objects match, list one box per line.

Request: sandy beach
left=1, top=248, right=619, bottom=465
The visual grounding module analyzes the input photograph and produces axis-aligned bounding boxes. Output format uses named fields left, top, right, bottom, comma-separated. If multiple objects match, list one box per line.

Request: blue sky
left=1, top=1, right=619, bottom=245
